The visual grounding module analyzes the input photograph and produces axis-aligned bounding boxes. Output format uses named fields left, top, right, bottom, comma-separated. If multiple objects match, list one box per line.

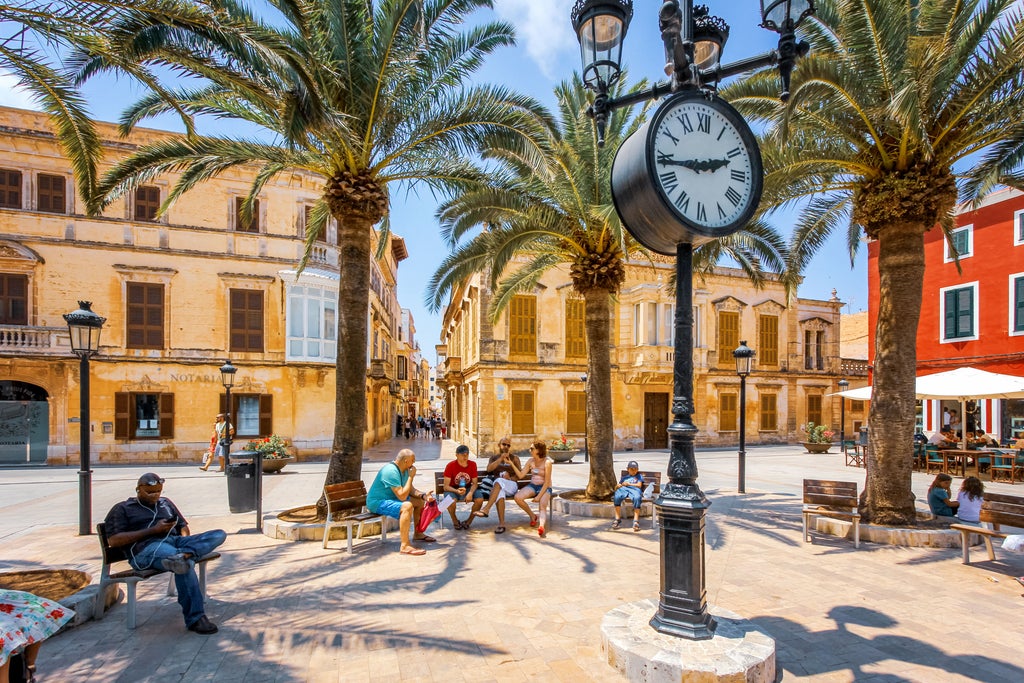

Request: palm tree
left=87, top=0, right=552, bottom=496
left=428, top=75, right=787, bottom=498
left=726, top=0, right=1024, bottom=524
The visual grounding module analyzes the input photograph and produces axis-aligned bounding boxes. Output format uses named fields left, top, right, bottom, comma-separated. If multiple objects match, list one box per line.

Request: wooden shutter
left=114, top=393, right=130, bottom=439
left=565, top=299, right=586, bottom=358
left=758, top=315, right=778, bottom=366
left=37, top=174, right=66, bottom=213
left=509, top=295, right=536, bottom=355
left=717, top=311, right=739, bottom=361
left=807, top=394, right=822, bottom=426
left=511, top=391, right=534, bottom=435
left=759, top=394, right=777, bottom=431
left=159, top=393, right=174, bottom=438
left=235, top=197, right=260, bottom=232
left=0, top=169, right=22, bottom=208
left=566, top=391, right=586, bottom=433
left=230, top=289, right=264, bottom=352
left=0, top=273, right=28, bottom=325
left=134, top=185, right=160, bottom=221
left=259, top=394, right=273, bottom=436
left=719, top=393, right=737, bottom=431
left=126, top=282, right=164, bottom=349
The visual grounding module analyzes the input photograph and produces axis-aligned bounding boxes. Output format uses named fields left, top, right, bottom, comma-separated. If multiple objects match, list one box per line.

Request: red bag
left=415, top=499, right=441, bottom=533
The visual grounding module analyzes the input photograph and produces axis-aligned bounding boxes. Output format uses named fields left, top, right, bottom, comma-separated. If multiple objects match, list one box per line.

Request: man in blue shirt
left=366, top=449, right=436, bottom=555
left=611, top=461, right=646, bottom=532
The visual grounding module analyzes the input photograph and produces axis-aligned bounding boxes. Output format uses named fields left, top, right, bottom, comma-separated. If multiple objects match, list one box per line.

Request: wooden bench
left=95, top=522, right=220, bottom=630
left=950, top=492, right=1024, bottom=564
left=434, top=469, right=554, bottom=526
left=322, top=481, right=390, bottom=552
left=802, top=479, right=860, bottom=548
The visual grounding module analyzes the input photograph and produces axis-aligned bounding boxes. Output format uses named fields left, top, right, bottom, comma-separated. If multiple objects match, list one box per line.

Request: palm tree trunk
left=865, top=223, right=924, bottom=525
left=584, top=288, right=617, bottom=498
left=324, top=214, right=372, bottom=489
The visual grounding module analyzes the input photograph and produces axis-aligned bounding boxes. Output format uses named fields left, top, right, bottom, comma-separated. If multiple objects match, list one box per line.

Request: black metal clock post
left=571, top=0, right=816, bottom=641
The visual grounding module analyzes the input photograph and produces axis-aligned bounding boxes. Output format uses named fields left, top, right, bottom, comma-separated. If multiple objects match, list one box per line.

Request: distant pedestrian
left=200, top=413, right=233, bottom=472
left=396, top=413, right=403, bottom=438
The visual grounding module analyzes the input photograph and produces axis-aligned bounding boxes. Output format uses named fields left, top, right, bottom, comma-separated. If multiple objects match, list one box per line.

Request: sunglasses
left=138, top=475, right=165, bottom=486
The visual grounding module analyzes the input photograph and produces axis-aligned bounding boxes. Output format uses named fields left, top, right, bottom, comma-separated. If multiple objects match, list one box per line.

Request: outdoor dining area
left=836, top=367, right=1024, bottom=483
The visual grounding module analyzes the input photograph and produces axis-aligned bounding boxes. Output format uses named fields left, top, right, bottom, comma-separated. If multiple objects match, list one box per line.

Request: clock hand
left=656, top=153, right=731, bottom=173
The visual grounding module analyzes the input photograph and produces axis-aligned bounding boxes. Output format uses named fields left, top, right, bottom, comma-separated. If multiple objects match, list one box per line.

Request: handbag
left=415, top=499, right=441, bottom=533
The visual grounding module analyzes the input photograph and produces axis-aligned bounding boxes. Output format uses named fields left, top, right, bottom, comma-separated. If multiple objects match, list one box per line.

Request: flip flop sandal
left=530, top=517, right=539, bottom=528
left=538, top=526, right=546, bottom=538
left=633, top=522, right=641, bottom=532
left=414, top=535, right=437, bottom=543
left=473, top=510, right=489, bottom=518
left=495, top=526, right=506, bottom=534
left=400, top=547, right=426, bottom=556
left=611, top=519, right=621, bottom=530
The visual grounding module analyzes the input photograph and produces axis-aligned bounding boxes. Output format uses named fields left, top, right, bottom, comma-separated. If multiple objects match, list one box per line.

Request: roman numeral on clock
left=681, top=114, right=693, bottom=134
left=675, top=190, right=690, bottom=213
left=696, top=202, right=707, bottom=222
left=726, top=147, right=742, bottom=159
left=660, top=172, right=678, bottom=193
left=730, top=169, right=745, bottom=182
left=697, top=113, right=710, bottom=133
left=717, top=203, right=728, bottom=219
left=724, top=186, right=742, bottom=206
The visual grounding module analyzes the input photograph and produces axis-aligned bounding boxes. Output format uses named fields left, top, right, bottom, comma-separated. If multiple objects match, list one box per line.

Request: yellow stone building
left=0, top=106, right=412, bottom=465
left=436, top=260, right=845, bottom=456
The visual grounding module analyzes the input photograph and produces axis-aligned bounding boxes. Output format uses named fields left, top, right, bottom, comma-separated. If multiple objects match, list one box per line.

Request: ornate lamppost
left=64, top=301, right=106, bottom=536
left=571, top=0, right=815, bottom=641
left=837, top=377, right=849, bottom=452
left=733, top=341, right=754, bottom=494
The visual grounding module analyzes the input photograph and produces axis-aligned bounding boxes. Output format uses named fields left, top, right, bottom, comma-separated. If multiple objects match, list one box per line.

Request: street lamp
left=733, top=341, right=754, bottom=494
left=837, top=378, right=849, bottom=453
left=571, top=0, right=815, bottom=642
left=581, top=374, right=589, bottom=462
left=64, top=301, right=106, bottom=536
left=219, top=360, right=237, bottom=472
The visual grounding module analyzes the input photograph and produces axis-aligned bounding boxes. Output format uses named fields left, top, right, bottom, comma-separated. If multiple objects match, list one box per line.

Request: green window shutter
left=944, top=289, right=957, bottom=338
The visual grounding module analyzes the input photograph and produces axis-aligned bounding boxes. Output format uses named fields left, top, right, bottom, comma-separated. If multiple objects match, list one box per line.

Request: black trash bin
left=226, top=460, right=256, bottom=513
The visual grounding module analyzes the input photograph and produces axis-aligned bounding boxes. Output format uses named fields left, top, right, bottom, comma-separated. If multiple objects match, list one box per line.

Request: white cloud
left=0, top=70, right=42, bottom=111
left=494, top=0, right=577, bottom=79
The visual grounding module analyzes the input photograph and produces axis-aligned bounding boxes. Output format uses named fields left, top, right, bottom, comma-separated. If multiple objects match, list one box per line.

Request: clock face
left=648, top=94, right=761, bottom=231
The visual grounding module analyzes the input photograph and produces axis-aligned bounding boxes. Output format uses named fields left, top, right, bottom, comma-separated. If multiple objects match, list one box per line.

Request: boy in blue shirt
left=612, top=461, right=645, bottom=531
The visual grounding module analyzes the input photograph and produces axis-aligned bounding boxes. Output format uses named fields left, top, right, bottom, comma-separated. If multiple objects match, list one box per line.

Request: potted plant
left=801, top=422, right=835, bottom=454
left=548, top=434, right=578, bottom=463
left=242, top=434, right=294, bottom=473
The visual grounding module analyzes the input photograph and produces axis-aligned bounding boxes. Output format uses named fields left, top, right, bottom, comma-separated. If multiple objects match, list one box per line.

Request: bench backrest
left=980, top=492, right=1024, bottom=529
left=324, top=481, right=368, bottom=514
left=803, top=479, right=858, bottom=508
left=620, top=470, right=662, bottom=493
left=96, top=522, right=130, bottom=567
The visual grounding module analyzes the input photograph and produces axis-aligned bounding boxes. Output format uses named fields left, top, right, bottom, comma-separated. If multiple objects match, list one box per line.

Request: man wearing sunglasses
left=104, top=473, right=227, bottom=634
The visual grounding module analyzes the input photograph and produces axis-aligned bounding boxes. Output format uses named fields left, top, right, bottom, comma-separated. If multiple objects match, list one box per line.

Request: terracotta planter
left=261, top=456, right=293, bottom=473
left=802, top=442, right=833, bottom=454
left=549, top=450, right=577, bottom=463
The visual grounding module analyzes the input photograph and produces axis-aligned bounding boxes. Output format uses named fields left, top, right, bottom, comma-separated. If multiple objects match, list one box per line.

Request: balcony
left=441, top=356, right=463, bottom=384
left=0, top=326, right=67, bottom=355
left=367, top=358, right=393, bottom=381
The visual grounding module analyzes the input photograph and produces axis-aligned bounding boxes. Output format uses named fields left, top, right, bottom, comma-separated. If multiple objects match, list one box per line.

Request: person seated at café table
left=969, top=430, right=998, bottom=447
left=927, top=473, right=960, bottom=520
left=927, top=428, right=956, bottom=448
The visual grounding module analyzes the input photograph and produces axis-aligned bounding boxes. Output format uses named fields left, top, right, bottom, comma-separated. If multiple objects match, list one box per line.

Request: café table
left=942, top=449, right=993, bottom=477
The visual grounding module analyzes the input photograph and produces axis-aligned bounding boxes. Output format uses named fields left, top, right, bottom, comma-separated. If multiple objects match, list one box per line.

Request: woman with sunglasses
left=513, top=441, right=553, bottom=537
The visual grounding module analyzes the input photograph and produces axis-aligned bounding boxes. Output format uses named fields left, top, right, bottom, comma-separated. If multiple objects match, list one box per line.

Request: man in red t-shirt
left=442, top=444, right=478, bottom=530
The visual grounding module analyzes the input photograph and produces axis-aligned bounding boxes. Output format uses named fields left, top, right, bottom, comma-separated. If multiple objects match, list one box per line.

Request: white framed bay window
left=285, top=278, right=338, bottom=362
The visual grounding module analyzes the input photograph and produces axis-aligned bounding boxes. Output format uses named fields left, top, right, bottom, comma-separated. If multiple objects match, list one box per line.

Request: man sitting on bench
left=103, top=473, right=227, bottom=634
left=366, top=448, right=437, bottom=556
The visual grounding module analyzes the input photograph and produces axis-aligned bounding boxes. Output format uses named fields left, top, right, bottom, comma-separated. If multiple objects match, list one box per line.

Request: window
left=511, top=390, right=534, bottom=434
left=0, top=274, right=28, bottom=325
left=114, top=392, right=173, bottom=439
left=397, top=355, right=408, bottom=380
left=664, top=305, right=676, bottom=346
left=941, top=283, right=976, bottom=341
left=126, top=282, right=164, bottom=349
left=134, top=185, right=161, bottom=221
left=509, top=295, right=536, bottom=355
left=566, top=391, right=586, bottom=434
left=304, top=206, right=328, bottom=243
left=0, top=169, right=21, bottom=208
left=221, top=393, right=272, bottom=438
left=1015, top=209, right=1024, bottom=246
left=804, top=330, right=824, bottom=370
left=230, top=289, right=264, bottom=352
left=234, top=197, right=260, bottom=232
left=758, top=314, right=778, bottom=366
left=807, top=394, right=823, bottom=426
left=1012, top=275, right=1024, bottom=334
left=717, top=311, right=739, bottom=361
left=945, top=225, right=972, bottom=261
left=565, top=299, right=586, bottom=358
left=759, top=393, right=777, bottom=431
left=37, top=174, right=65, bottom=214
left=286, top=285, right=337, bottom=361
left=719, top=393, right=738, bottom=431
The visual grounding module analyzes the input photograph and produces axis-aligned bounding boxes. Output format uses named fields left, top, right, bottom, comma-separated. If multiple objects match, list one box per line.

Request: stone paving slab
left=2, top=440, right=1024, bottom=681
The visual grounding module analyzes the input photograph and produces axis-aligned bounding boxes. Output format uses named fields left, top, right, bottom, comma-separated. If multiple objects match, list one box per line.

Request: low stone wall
left=814, top=517, right=983, bottom=548
left=553, top=489, right=653, bottom=519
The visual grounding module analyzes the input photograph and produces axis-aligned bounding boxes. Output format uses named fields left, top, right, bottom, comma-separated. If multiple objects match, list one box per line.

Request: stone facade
left=0, top=105, right=412, bottom=465
left=437, top=260, right=845, bottom=456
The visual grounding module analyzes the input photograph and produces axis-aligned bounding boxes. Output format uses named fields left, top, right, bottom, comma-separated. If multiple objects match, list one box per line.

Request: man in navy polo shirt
left=104, top=473, right=226, bottom=634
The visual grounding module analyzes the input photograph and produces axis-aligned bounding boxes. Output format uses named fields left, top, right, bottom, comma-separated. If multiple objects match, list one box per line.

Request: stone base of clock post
left=602, top=599, right=776, bottom=682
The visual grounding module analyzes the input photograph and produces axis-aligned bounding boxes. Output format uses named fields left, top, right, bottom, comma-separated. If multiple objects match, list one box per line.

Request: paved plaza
left=2, top=439, right=1024, bottom=682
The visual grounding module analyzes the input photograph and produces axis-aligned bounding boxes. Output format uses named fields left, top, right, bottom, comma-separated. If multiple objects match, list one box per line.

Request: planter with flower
left=242, top=435, right=294, bottom=473
left=801, top=422, right=835, bottom=454
left=548, top=434, right=578, bottom=463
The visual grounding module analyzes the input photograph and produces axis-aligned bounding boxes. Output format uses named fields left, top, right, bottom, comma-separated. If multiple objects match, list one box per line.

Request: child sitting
left=955, top=476, right=984, bottom=524
left=612, top=461, right=645, bottom=532
left=927, top=473, right=959, bottom=519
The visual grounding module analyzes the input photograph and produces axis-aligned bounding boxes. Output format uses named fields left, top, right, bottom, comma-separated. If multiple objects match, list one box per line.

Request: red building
left=867, top=188, right=1024, bottom=439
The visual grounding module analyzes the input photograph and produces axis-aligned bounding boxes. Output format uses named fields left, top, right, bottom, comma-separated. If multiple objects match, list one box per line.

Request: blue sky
left=0, top=1, right=867, bottom=359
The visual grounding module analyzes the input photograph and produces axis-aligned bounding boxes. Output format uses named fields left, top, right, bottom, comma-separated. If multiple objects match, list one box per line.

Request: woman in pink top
left=513, top=441, right=553, bottom=537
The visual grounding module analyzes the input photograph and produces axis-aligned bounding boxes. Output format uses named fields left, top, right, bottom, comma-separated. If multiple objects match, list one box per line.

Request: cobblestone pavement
left=2, top=439, right=1023, bottom=682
